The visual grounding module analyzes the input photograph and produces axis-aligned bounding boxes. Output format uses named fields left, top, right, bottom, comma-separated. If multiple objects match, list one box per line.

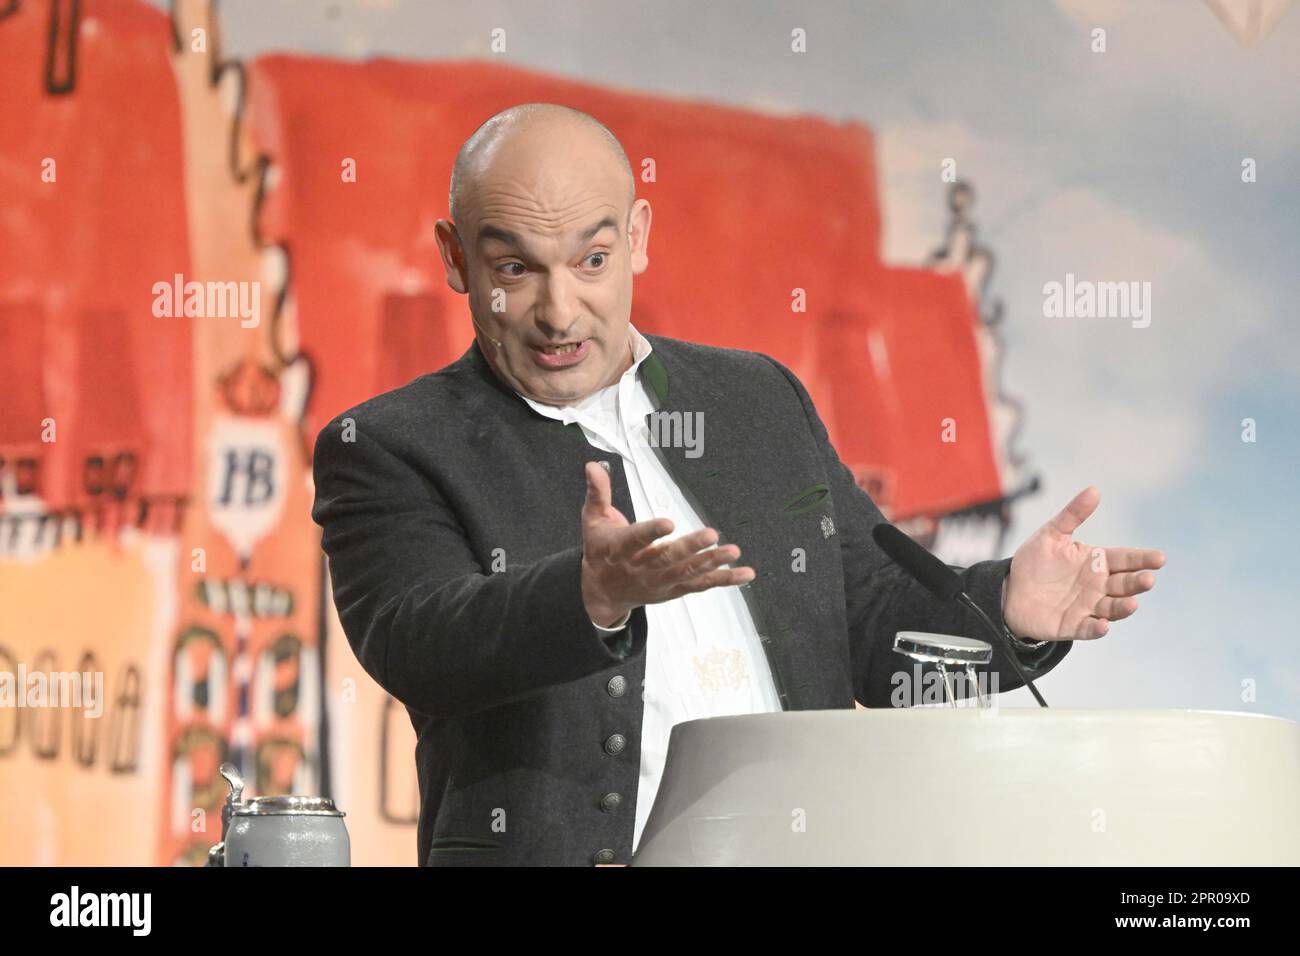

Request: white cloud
left=877, top=123, right=1274, bottom=522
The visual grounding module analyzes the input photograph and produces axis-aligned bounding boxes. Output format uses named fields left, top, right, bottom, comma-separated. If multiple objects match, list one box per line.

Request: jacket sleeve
left=759, top=356, right=1071, bottom=706
left=311, top=416, right=647, bottom=719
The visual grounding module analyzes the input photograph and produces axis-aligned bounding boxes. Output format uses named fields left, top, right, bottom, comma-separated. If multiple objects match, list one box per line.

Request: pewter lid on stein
left=232, top=795, right=346, bottom=817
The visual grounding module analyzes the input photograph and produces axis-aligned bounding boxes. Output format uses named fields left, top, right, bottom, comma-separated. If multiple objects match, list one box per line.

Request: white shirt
left=518, top=325, right=783, bottom=852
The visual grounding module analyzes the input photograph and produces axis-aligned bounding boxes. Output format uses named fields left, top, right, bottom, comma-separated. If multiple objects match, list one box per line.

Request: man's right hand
left=580, top=461, right=755, bottom=628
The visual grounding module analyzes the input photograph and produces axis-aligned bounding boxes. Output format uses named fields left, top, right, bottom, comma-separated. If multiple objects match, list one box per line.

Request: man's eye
left=499, top=263, right=526, bottom=277
left=585, top=253, right=608, bottom=269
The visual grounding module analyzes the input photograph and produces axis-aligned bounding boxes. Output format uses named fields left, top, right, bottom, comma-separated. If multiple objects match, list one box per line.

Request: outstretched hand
left=579, top=462, right=755, bottom=628
left=1003, top=486, right=1165, bottom=641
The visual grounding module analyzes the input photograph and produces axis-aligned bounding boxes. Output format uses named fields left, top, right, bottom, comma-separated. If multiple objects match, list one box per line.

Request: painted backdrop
left=0, top=0, right=1022, bottom=864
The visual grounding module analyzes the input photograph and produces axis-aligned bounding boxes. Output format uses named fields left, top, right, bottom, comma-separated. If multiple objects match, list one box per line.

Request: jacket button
left=606, top=675, right=627, bottom=698
left=593, top=848, right=616, bottom=865
left=599, top=792, right=622, bottom=813
left=603, top=733, right=627, bottom=756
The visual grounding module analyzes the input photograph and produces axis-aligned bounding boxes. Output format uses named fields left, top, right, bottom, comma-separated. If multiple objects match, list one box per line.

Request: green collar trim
left=640, top=351, right=670, bottom=405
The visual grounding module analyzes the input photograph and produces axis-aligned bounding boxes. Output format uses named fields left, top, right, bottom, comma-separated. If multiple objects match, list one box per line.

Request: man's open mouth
left=530, top=339, right=591, bottom=368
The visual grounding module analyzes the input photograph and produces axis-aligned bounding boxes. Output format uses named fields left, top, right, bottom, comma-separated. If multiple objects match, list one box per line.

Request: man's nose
left=534, top=273, right=580, bottom=335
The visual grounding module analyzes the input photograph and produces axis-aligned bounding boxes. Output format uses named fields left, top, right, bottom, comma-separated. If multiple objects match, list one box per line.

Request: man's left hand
left=1003, top=486, right=1165, bottom=642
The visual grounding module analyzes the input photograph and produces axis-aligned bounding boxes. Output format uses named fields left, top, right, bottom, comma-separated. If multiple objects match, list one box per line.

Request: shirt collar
left=518, top=324, right=652, bottom=424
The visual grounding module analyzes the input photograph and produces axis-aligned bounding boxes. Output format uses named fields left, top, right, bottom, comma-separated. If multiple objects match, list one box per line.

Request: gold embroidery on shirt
left=691, top=648, right=749, bottom=694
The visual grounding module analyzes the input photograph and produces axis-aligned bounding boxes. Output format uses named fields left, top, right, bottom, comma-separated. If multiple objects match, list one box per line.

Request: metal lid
left=231, top=796, right=345, bottom=817
left=893, top=631, right=993, bottom=666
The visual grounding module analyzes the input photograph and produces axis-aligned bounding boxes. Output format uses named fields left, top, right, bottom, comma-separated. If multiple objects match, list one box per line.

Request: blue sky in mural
left=157, top=0, right=1299, bottom=719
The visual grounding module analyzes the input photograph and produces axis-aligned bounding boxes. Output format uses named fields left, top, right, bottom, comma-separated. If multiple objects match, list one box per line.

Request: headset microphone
left=471, top=316, right=503, bottom=349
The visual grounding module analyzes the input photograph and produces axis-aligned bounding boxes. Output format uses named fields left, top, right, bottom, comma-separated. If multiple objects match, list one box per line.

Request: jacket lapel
left=458, top=340, right=641, bottom=543
left=638, top=341, right=795, bottom=710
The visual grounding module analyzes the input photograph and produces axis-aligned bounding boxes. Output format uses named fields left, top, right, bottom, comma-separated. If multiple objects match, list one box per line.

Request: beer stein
left=206, top=763, right=350, bottom=866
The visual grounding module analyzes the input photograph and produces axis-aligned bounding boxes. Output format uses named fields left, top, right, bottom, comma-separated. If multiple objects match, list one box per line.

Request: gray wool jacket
left=310, top=333, right=1070, bottom=866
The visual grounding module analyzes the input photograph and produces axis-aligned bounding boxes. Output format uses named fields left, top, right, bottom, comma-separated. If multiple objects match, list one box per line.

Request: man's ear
left=435, top=219, right=469, bottom=294
left=627, top=199, right=652, bottom=275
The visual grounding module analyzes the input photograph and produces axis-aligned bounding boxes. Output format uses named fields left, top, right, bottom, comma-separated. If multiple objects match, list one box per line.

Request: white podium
left=630, top=709, right=1300, bottom=865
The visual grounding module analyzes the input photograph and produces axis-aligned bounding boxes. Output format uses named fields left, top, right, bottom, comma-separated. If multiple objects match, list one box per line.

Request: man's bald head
left=448, top=103, right=634, bottom=226
left=434, top=102, right=653, bottom=407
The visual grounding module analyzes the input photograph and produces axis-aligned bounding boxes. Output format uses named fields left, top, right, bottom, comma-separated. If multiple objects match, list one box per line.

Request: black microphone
left=871, top=523, right=1049, bottom=707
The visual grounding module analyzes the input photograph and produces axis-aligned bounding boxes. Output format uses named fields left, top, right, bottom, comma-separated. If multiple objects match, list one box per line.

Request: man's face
left=436, top=134, right=651, bottom=406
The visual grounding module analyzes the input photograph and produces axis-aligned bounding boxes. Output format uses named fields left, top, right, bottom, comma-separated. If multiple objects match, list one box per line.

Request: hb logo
left=216, top=448, right=276, bottom=506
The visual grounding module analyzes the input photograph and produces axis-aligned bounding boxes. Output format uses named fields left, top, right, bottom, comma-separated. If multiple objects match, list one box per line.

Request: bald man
left=311, top=103, right=1164, bottom=867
